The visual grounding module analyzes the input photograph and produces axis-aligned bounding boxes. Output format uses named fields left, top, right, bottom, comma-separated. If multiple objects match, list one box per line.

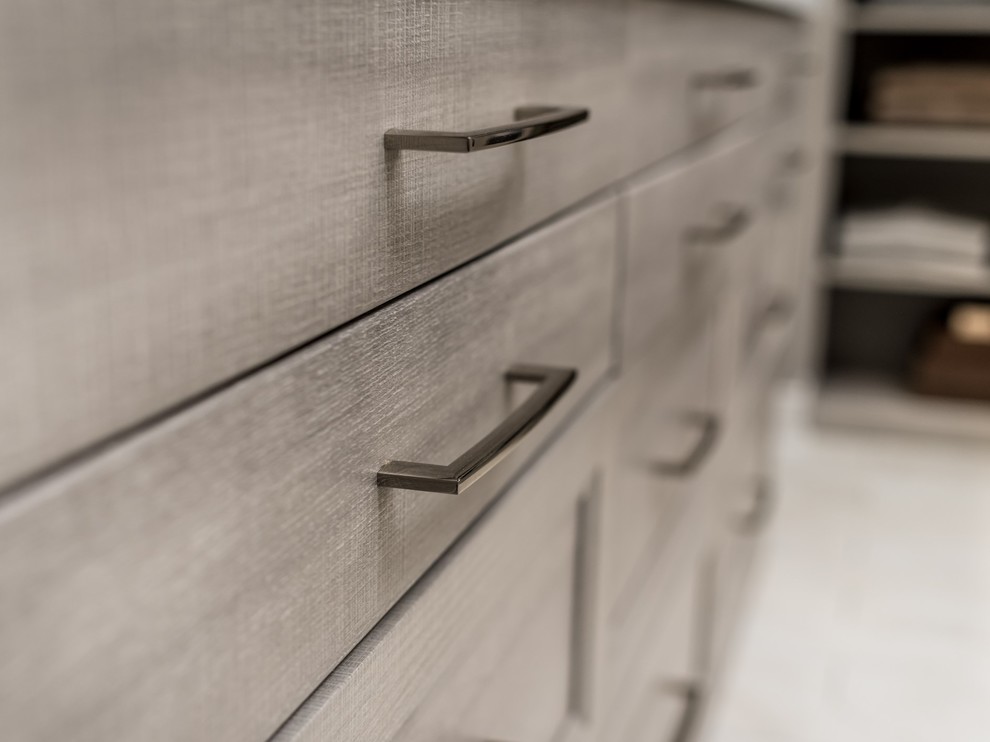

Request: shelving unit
left=816, top=2, right=990, bottom=437
left=840, top=124, right=990, bottom=162
left=822, top=255, right=990, bottom=297
left=848, top=3, right=990, bottom=35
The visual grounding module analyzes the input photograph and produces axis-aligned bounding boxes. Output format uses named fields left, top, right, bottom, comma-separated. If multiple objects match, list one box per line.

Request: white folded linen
left=839, top=205, right=989, bottom=264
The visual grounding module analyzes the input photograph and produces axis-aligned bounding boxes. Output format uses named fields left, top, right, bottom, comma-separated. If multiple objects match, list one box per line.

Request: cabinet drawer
left=624, top=1, right=768, bottom=170
left=601, top=508, right=705, bottom=742
left=273, top=388, right=610, bottom=742
left=0, top=0, right=628, bottom=487
left=604, top=327, right=712, bottom=619
left=707, top=379, right=775, bottom=669
left=688, top=138, right=764, bottom=416
left=0, top=196, right=618, bottom=742
left=621, top=156, right=708, bottom=368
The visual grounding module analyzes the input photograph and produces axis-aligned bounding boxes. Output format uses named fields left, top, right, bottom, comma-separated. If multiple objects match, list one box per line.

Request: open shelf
left=849, top=4, right=990, bottom=35
left=817, top=373, right=990, bottom=440
left=840, top=124, right=990, bottom=162
left=822, top=255, right=990, bottom=298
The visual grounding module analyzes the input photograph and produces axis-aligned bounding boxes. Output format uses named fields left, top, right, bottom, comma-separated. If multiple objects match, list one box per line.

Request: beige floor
left=705, top=389, right=990, bottom=742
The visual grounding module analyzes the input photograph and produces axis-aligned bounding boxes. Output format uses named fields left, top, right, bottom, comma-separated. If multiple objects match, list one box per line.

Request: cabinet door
left=599, top=502, right=707, bottom=742
left=0, top=196, right=617, bottom=742
left=273, top=389, right=613, bottom=742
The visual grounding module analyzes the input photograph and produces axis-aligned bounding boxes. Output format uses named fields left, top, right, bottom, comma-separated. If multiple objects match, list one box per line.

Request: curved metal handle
left=748, top=293, right=795, bottom=349
left=384, top=105, right=589, bottom=153
left=686, top=204, right=751, bottom=244
left=651, top=412, right=720, bottom=477
left=378, top=365, right=576, bottom=494
left=667, top=681, right=704, bottom=742
left=692, top=68, right=759, bottom=90
left=738, top=479, right=774, bottom=534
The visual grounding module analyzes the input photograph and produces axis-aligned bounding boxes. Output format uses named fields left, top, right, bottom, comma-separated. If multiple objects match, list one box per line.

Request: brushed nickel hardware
left=692, top=68, right=759, bottom=90
left=384, top=105, right=589, bottom=153
left=747, top=293, right=795, bottom=348
left=738, top=479, right=774, bottom=534
left=378, top=365, right=576, bottom=494
left=665, top=681, right=704, bottom=742
left=651, top=412, right=720, bottom=477
left=686, top=203, right=751, bottom=244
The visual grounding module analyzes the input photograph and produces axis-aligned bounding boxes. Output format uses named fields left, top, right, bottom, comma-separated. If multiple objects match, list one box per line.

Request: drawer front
left=621, top=156, right=708, bottom=368
left=689, top=138, right=765, bottom=418
left=684, top=10, right=766, bottom=138
left=0, top=197, right=618, bottom=742
left=273, top=388, right=611, bottom=742
left=0, top=0, right=628, bottom=487
left=624, top=2, right=779, bottom=172
left=393, top=530, right=575, bottom=742
left=756, top=129, right=807, bottom=328
left=601, top=509, right=705, bottom=742
left=604, top=327, right=712, bottom=619
left=707, top=374, right=775, bottom=670
left=624, top=0, right=697, bottom=169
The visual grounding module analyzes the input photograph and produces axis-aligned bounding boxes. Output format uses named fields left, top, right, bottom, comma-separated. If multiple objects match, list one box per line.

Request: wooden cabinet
left=271, top=388, right=611, bottom=742
left=0, top=196, right=618, bottom=742
left=0, top=0, right=631, bottom=487
left=0, top=2, right=814, bottom=740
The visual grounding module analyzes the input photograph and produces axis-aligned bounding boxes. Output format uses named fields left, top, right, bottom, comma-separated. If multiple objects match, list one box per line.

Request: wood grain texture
left=604, top=138, right=755, bottom=623
left=620, top=152, right=706, bottom=368
left=393, top=518, right=575, bottom=742
left=273, top=386, right=612, bottom=742
left=609, top=553, right=699, bottom=742
left=0, top=0, right=632, bottom=486
left=0, top=196, right=618, bottom=742
left=603, top=328, right=709, bottom=621
left=600, top=492, right=706, bottom=742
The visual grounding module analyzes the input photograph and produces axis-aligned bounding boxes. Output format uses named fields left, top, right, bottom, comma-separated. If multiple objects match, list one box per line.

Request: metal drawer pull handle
left=763, top=294, right=794, bottom=325
left=384, top=105, right=589, bottom=153
left=740, top=479, right=775, bottom=534
left=693, top=68, right=759, bottom=90
left=651, top=412, right=720, bottom=477
left=667, top=681, right=704, bottom=742
left=378, top=365, right=576, bottom=495
left=686, top=204, right=751, bottom=244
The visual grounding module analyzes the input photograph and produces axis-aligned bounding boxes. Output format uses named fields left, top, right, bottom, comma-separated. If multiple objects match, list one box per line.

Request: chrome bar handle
left=668, top=681, right=704, bottom=742
left=384, top=105, right=589, bottom=153
left=738, top=479, right=774, bottom=534
left=651, top=412, right=720, bottom=477
left=378, top=365, right=576, bottom=495
left=686, top=204, right=751, bottom=244
left=692, top=67, right=760, bottom=90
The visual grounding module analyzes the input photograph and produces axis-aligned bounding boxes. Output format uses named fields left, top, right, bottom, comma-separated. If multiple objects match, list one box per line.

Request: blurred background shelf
left=840, top=124, right=990, bottom=162
left=823, top=255, right=990, bottom=297
left=817, top=374, right=990, bottom=440
left=849, top=4, right=990, bottom=35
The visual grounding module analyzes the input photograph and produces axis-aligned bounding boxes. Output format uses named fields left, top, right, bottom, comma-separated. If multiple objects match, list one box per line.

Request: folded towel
left=839, top=205, right=989, bottom=264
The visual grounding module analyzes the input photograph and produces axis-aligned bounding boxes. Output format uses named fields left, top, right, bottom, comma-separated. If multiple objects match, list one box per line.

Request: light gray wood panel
left=690, top=136, right=765, bottom=418
left=620, top=153, right=706, bottom=367
left=393, top=523, right=575, bottom=742
left=706, top=303, right=784, bottom=674
left=0, top=0, right=632, bottom=487
left=604, top=318, right=710, bottom=619
left=611, top=558, right=699, bottom=742
left=0, top=196, right=618, bottom=742
left=600, top=493, right=706, bottom=742
left=606, top=137, right=761, bottom=621
left=273, top=387, right=612, bottom=742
